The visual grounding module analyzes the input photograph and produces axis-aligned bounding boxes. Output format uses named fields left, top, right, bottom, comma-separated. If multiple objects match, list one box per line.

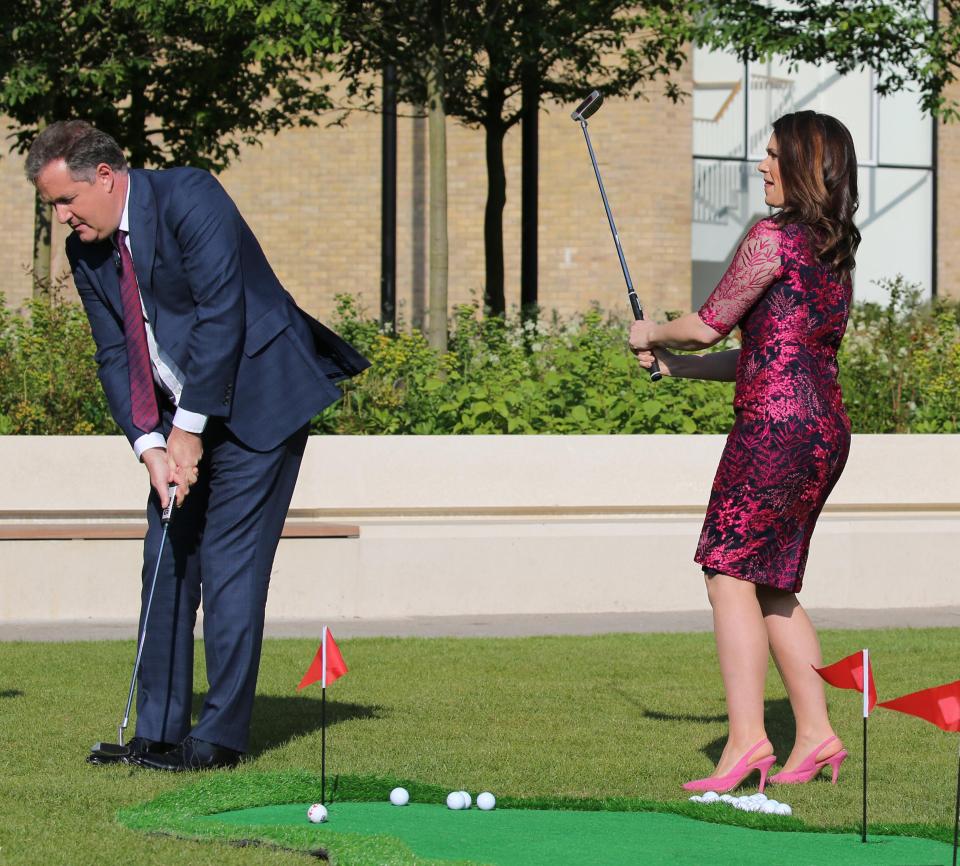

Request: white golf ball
left=688, top=795, right=703, bottom=803
left=776, top=803, right=792, bottom=816
left=307, top=803, right=328, bottom=823
left=719, top=794, right=735, bottom=803
left=459, top=791, right=472, bottom=809
left=389, top=787, right=410, bottom=806
left=760, top=801, right=779, bottom=814
left=476, top=791, right=496, bottom=811
left=446, top=791, right=467, bottom=810
left=701, top=791, right=720, bottom=803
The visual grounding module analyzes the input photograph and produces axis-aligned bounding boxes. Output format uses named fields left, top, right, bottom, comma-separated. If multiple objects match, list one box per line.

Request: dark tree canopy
left=0, top=0, right=341, bottom=170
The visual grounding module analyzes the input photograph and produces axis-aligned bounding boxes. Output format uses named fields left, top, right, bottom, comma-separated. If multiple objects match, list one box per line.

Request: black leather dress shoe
left=87, top=736, right=176, bottom=766
left=132, top=735, right=242, bottom=771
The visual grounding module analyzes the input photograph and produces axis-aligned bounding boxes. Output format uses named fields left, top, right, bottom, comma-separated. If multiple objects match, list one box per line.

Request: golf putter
left=89, top=484, right=177, bottom=761
left=571, top=89, right=661, bottom=381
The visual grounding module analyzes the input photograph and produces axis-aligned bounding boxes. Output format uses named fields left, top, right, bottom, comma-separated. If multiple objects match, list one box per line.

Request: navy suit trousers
left=134, top=419, right=308, bottom=753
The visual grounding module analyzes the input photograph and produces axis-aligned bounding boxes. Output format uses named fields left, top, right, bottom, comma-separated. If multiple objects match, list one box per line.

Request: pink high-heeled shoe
left=768, top=735, right=847, bottom=785
left=683, top=738, right=777, bottom=794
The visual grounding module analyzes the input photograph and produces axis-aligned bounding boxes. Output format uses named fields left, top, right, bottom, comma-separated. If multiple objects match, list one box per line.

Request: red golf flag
left=878, top=680, right=960, bottom=732
left=298, top=627, right=348, bottom=690
left=815, top=650, right=877, bottom=712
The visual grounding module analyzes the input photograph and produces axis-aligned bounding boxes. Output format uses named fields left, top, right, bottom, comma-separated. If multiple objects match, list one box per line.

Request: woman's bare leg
left=705, top=572, right=773, bottom=775
left=756, top=586, right=843, bottom=770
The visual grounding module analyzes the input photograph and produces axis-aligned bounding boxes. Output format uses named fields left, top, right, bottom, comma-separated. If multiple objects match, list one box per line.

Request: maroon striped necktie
left=114, top=230, right=159, bottom=432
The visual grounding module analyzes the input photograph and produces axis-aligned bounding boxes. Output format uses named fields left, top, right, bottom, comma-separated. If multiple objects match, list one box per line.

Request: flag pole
left=862, top=648, right=869, bottom=844
left=952, top=739, right=959, bottom=866
left=321, top=625, right=328, bottom=805
left=321, top=686, right=327, bottom=804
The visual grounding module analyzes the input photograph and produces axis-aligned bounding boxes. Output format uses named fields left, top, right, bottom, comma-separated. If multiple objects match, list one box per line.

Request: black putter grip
left=161, top=485, right=178, bottom=525
left=629, top=296, right=662, bottom=382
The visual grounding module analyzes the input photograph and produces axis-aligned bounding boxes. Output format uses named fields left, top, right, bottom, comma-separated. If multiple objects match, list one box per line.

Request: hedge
left=1, top=276, right=957, bottom=436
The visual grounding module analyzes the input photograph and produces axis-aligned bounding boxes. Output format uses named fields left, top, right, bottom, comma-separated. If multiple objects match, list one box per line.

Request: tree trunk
left=483, top=111, right=507, bottom=317
left=31, top=117, right=51, bottom=295
left=125, top=24, right=149, bottom=168
left=32, top=194, right=52, bottom=296
left=426, top=0, right=449, bottom=352
left=380, top=62, right=397, bottom=333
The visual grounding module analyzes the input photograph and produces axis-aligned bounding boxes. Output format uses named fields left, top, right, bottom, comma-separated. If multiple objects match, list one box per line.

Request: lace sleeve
left=698, top=220, right=783, bottom=336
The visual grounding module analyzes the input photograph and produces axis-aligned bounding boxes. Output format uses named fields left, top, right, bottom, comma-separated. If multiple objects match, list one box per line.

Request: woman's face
left=758, top=134, right=785, bottom=208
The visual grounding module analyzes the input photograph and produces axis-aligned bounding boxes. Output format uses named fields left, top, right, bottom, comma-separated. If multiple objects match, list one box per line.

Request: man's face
left=34, top=159, right=125, bottom=243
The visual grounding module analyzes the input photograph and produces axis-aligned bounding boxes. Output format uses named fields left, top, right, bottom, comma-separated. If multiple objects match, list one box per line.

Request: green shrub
left=311, top=296, right=737, bottom=435
left=838, top=276, right=960, bottom=433
left=1, top=279, right=957, bottom=436
left=0, top=284, right=116, bottom=435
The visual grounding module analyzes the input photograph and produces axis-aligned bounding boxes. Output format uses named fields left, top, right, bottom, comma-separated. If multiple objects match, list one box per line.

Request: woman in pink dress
left=629, top=111, right=860, bottom=793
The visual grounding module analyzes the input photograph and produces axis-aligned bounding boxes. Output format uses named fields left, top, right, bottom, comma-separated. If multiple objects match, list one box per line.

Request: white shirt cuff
left=172, top=408, right=208, bottom=434
left=134, top=432, right=167, bottom=461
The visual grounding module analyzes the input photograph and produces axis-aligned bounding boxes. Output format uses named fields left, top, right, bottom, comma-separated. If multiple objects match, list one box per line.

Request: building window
left=692, top=47, right=934, bottom=309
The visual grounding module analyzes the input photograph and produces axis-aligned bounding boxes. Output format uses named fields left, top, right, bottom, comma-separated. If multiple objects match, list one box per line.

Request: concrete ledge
left=0, top=522, right=360, bottom=540
left=4, top=606, right=959, bottom=642
left=1, top=435, right=958, bottom=627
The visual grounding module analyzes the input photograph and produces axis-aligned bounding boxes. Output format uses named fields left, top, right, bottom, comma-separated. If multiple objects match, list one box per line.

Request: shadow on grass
left=610, top=686, right=727, bottom=724
left=642, top=709, right=727, bottom=724
left=0, top=689, right=24, bottom=699
left=188, top=692, right=383, bottom=758
left=637, top=698, right=795, bottom=765
left=701, top=699, right=794, bottom=764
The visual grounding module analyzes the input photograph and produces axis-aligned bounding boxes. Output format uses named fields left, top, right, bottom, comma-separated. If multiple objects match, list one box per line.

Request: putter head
left=87, top=740, right=131, bottom=765
left=571, top=90, right=603, bottom=122
left=91, top=741, right=128, bottom=756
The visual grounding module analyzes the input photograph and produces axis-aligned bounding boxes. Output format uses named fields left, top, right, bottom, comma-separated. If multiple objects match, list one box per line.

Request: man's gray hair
left=25, top=121, right=127, bottom=184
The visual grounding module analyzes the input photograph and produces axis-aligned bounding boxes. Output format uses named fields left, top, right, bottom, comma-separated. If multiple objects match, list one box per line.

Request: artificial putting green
left=119, top=772, right=957, bottom=866
left=200, top=801, right=955, bottom=866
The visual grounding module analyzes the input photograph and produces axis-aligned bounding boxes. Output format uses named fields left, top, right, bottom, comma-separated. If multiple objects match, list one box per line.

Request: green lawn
left=1, top=628, right=958, bottom=865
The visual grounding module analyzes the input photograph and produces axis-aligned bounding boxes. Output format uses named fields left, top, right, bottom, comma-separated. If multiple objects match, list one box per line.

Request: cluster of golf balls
left=688, top=790, right=792, bottom=816
left=388, top=786, right=496, bottom=811
left=446, top=790, right=496, bottom=811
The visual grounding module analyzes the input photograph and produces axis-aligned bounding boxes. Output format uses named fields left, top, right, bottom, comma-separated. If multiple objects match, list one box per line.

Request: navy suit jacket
left=67, top=167, right=369, bottom=452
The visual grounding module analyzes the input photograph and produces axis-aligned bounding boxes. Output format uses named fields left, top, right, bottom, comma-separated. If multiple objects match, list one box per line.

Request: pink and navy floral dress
left=694, top=218, right=852, bottom=592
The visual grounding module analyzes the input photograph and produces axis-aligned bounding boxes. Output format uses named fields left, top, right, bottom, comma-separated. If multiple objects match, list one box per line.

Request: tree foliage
left=692, top=0, right=955, bottom=120
left=0, top=0, right=341, bottom=170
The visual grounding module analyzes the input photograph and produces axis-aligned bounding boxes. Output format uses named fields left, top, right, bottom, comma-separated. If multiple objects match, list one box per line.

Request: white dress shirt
left=120, top=177, right=208, bottom=459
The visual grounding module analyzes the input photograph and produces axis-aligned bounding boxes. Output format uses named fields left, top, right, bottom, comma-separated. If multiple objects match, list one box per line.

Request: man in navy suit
left=27, top=121, right=369, bottom=770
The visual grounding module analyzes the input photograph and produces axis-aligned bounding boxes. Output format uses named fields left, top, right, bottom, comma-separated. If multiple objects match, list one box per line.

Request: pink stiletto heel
left=768, top=735, right=848, bottom=785
left=683, top=739, right=777, bottom=794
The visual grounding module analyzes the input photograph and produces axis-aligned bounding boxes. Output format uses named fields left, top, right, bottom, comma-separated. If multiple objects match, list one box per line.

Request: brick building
left=0, top=55, right=956, bottom=323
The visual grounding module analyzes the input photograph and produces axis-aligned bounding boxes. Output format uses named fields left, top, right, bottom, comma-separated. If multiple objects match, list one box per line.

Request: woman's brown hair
left=771, top=111, right=861, bottom=282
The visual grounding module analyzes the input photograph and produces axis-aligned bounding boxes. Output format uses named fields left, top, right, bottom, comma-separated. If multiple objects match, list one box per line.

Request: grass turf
left=1, top=628, right=959, bottom=864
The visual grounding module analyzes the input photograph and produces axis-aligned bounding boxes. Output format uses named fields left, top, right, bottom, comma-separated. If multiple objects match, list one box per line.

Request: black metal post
left=862, top=715, right=868, bottom=842
left=381, top=63, right=397, bottom=332
left=520, top=4, right=539, bottom=321
left=932, top=0, right=939, bottom=300
left=321, top=687, right=327, bottom=804
left=952, top=743, right=959, bottom=866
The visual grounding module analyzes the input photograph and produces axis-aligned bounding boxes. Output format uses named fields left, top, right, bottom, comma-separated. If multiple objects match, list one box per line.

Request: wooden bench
left=0, top=522, right=360, bottom=540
